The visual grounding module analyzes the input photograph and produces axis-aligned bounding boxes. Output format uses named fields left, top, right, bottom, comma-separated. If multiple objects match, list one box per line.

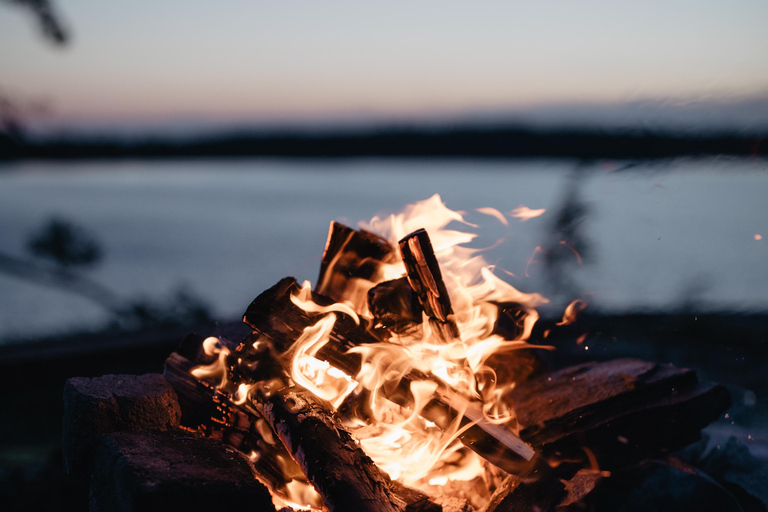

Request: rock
left=90, top=430, right=275, bottom=512
left=63, top=374, right=181, bottom=480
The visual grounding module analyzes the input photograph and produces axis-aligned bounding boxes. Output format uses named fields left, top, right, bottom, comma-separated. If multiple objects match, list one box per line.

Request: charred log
left=252, top=385, right=402, bottom=512
left=167, top=331, right=438, bottom=512
left=398, top=229, right=460, bottom=342
left=368, top=277, right=423, bottom=335
left=316, top=221, right=396, bottom=303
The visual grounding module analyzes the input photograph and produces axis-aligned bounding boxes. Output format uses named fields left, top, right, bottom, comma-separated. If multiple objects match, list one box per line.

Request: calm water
left=0, top=157, right=767, bottom=342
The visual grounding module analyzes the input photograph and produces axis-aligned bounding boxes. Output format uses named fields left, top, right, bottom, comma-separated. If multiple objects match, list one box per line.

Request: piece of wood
left=163, top=346, right=293, bottom=494
left=316, top=221, right=397, bottom=303
left=367, top=277, right=423, bottom=335
left=253, top=384, right=402, bottom=512
left=242, top=278, right=535, bottom=471
left=398, top=229, right=460, bottom=342
left=168, top=332, right=438, bottom=512
left=507, top=358, right=731, bottom=468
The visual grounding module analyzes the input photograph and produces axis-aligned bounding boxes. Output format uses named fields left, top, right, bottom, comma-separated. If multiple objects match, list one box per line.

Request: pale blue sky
left=1, top=1, right=767, bottom=128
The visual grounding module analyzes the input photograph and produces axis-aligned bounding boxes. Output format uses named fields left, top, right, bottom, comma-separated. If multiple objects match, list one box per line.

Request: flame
left=557, top=299, right=588, bottom=326
left=508, top=205, right=546, bottom=221
left=192, top=195, right=557, bottom=509
left=297, top=195, right=548, bottom=501
left=475, top=207, right=509, bottom=226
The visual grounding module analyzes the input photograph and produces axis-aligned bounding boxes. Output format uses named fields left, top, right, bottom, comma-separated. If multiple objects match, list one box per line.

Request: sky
left=1, top=0, right=768, bottom=132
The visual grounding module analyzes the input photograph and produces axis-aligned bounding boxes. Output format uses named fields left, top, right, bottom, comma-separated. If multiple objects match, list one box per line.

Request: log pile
left=161, top=221, right=734, bottom=512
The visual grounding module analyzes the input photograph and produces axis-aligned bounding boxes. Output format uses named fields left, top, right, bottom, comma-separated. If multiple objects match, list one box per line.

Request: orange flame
left=557, top=299, right=588, bottom=326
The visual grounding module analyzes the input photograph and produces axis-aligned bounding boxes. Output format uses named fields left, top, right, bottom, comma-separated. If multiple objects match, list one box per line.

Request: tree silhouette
left=1, top=0, right=68, bottom=45
left=27, top=218, right=102, bottom=269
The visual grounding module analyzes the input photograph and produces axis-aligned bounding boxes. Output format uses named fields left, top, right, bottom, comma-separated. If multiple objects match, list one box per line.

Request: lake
left=0, top=157, right=766, bottom=342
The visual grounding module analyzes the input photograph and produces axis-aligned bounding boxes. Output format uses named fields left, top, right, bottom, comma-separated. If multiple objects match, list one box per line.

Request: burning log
left=367, top=277, right=423, bottom=335
left=242, top=277, right=535, bottom=471
left=316, top=221, right=397, bottom=304
left=398, top=229, right=460, bottom=342
left=163, top=337, right=297, bottom=494
left=252, top=385, right=403, bottom=512
left=166, top=331, right=442, bottom=512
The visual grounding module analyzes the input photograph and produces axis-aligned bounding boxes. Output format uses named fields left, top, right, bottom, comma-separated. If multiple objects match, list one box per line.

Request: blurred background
left=0, top=1, right=766, bottom=509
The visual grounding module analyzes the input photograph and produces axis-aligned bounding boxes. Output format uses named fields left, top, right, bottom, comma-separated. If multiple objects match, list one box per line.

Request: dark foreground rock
left=90, top=430, right=275, bottom=512
left=63, top=374, right=181, bottom=480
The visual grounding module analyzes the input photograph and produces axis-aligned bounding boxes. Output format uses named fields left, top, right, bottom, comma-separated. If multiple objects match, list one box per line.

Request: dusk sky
left=2, top=1, right=767, bottom=130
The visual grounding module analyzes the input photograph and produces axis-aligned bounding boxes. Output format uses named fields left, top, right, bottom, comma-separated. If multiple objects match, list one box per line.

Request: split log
left=485, top=358, right=731, bottom=511
left=242, top=277, right=534, bottom=471
left=508, top=358, right=731, bottom=467
left=316, top=221, right=397, bottom=304
left=252, top=385, right=402, bottom=512
left=398, top=229, right=460, bottom=342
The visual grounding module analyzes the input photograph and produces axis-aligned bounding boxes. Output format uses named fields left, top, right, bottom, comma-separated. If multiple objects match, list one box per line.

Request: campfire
left=64, top=195, right=734, bottom=512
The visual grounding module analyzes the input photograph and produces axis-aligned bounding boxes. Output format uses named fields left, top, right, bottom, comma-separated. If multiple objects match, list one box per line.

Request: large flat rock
left=63, top=373, right=181, bottom=479
left=90, top=430, right=275, bottom=512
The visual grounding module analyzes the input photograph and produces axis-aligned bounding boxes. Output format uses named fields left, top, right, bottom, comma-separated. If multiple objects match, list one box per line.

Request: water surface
left=0, top=157, right=766, bottom=342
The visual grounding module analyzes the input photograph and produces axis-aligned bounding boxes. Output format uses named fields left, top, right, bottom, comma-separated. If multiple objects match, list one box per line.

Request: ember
left=156, top=195, right=731, bottom=511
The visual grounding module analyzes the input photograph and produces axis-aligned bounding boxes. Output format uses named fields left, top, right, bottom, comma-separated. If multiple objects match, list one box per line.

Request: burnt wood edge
left=316, top=220, right=396, bottom=301
left=163, top=350, right=291, bottom=491
left=398, top=228, right=460, bottom=342
left=538, top=381, right=731, bottom=466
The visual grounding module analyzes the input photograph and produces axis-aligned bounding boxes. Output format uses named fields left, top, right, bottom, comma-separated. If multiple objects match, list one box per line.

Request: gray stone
left=63, top=373, right=181, bottom=479
left=90, top=430, right=275, bottom=512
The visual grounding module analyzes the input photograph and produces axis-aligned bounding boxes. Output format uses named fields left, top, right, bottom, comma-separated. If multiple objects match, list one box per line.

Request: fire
left=282, top=195, right=548, bottom=504
left=557, top=299, right=588, bottom=326
left=508, top=205, right=546, bottom=221
left=191, top=195, right=570, bottom=510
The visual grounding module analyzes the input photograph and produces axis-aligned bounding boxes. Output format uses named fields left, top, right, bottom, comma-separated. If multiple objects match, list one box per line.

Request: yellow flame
left=508, top=205, right=546, bottom=221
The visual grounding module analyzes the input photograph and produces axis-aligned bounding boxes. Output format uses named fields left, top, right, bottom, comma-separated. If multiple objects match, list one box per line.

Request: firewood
left=484, top=358, right=732, bottom=511
left=508, top=358, right=731, bottom=467
left=398, top=229, right=460, bottom=342
left=167, top=332, right=440, bottom=512
left=368, top=277, right=423, bottom=335
left=242, top=278, right=535, bottom=471
left=316, top=221, right=397, bottom=303
left=252, top=384, right=402, bottom=512
left=163, top=346, right=293, bottom=493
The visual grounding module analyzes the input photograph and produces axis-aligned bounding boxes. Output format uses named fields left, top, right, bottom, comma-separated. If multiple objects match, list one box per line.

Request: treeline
left=1, top=124, right=766, bottom=160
